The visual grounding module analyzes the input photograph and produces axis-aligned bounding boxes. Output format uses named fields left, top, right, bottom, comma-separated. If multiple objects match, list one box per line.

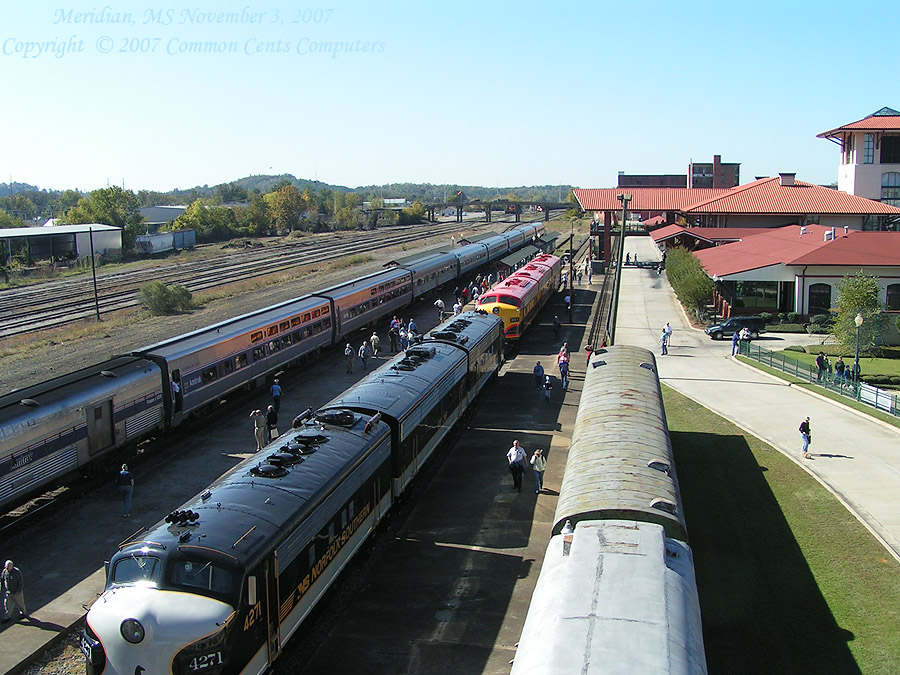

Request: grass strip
left=663, top=384, right=900, bottom=674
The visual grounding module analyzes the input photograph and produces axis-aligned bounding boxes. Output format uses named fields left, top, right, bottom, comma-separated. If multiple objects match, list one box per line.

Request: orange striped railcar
left=476, top=253, right=562, bottom=340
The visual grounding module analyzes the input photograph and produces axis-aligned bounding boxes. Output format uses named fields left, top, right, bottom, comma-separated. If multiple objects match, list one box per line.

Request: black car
left=705, top=316, right=766, bottom=340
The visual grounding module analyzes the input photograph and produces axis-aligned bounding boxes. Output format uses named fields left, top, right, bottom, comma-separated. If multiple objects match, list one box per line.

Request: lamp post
left=568, top=220, right=574, bottom=323
left=854, top=312, right=863, bottom=383
left=607, top=193, right=632, bottom=345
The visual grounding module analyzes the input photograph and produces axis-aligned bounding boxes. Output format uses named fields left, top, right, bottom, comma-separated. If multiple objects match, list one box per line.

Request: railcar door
left=85, top=400, right=114, bottom=456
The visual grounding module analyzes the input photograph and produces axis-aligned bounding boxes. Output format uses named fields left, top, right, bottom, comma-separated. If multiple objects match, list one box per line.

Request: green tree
left=266, top=184, right=304, bottom=232
left=0, top=210, right=26, bottom=228
left=63, top=186, right=144, bottom=250
left=171, top=199, right=238, bottom=242
left=834, top=271, right=886, bottom=355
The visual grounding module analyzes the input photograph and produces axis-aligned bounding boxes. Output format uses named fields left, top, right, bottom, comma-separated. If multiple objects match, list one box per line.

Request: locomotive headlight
left=492, top=307, right=500, bottom=315
left=121, top=618, right=145, bottom=644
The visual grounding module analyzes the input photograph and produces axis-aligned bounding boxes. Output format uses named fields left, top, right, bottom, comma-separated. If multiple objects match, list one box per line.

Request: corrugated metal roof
left=694, top=225, right=900, bottom=278
left=0, top=224, right=122, bottom=237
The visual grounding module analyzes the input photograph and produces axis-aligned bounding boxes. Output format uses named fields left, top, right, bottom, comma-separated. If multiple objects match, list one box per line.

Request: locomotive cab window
left=170, top=559, right=234, bottom=596
left=112, top=555, right=161, bottom=586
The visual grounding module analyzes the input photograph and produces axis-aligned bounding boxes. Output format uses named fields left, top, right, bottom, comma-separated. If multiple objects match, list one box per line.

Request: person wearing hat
left=270, top=379, right=283, bottom=413
left=530, top=449, right=547, bottom=494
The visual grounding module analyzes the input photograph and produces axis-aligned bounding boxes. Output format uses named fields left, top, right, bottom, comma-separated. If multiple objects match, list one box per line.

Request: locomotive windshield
left=111, top=554, right=162, bottom=586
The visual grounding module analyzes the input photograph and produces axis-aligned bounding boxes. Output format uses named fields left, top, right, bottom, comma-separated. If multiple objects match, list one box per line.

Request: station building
left=817, top=107, right=900, bottom=205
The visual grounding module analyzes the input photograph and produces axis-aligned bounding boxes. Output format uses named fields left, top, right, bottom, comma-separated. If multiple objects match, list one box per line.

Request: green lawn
left=664, top=384, right=900, bottom=674
left=775, top=349, right=900, bottom=378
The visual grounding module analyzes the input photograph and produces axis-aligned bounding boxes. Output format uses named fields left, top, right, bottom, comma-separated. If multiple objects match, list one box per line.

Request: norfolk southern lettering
left=54, top=7, right=135, bottom=25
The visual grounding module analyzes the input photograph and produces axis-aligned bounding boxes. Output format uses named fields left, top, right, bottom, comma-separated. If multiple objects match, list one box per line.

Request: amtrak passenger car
left=82, top=312, right=503, bottom=674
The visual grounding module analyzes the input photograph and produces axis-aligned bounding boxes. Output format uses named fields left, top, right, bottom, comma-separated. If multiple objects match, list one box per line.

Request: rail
left=739, top=341, right=900, bottom=418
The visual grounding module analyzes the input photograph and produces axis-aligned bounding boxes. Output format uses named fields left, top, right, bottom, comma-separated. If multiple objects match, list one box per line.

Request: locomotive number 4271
left=189, top=652, right=224, bottom=671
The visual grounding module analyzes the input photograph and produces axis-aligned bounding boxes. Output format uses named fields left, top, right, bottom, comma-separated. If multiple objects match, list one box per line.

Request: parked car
left=705, top=316, right=766, bottom=340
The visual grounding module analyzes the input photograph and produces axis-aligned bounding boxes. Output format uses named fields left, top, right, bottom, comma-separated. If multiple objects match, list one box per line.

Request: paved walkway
left=619, top=236, right=900, bottom=562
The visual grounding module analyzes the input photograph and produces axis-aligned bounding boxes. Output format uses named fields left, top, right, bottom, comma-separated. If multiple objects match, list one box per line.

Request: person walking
left=559, top=358, right=569, bottom=391
left=553, top=316, right=561, bottom=340
left=507, top=440, right=527, bottom=492
left=434, top=297, right=445, bottom=320
left=833, top=356, right=845, bottom=384
left=358, top=340, right=371, bottom=369
left=660, top=328, right=668, bottom=355
left=731, top=330, right=740, bottom=356
left=799, top=416, right=811, bottom=459
left=543, top=374, right=553, bottom=402
left=370, top=332, right=381, bottom=357
left=117, top=463, right=134, bottom=518
left=389, top=317, right=400, bottom=353
left=533, top=361, right=545, bottom=389
left=250, top=409, right=267, bottom=451
left=663, top=322, right=673, bottom=349
left=266, top=405, right=279, bottom=442
left=344, top=342, right=354, bottom=373
left=530, top=449, right=546, bottom=494
left=815, top=352, right=827, bottom=383
left=270, top=379, right=283, bottom=413
left=1, top=561, right=26, bottom=622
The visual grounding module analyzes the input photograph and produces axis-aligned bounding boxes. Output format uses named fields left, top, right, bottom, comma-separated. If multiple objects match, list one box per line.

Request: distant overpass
left=426, top=200, right=571, bottom=223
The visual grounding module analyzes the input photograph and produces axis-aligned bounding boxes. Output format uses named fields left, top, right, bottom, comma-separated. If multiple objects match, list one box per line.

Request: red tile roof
left=817, top=107, right=900, bottom=138
left=694, top=226, right=900, bottom=278
left=683, top=177, right=900, bottom=215
left=573, top=188, right=729, bottom=212
left=650, top=226, right=770, bottom=245
left=574, top=179, right=900, bottom=216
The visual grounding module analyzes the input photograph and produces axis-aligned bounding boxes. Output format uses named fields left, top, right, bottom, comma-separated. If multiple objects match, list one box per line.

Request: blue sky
left=2, top=0, right=898, bottom=193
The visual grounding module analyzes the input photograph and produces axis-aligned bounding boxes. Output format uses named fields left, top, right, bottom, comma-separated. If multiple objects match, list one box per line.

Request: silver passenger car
left=0, top=356, right=163, bottom=511
left=553, top=344, right=687, bottom=541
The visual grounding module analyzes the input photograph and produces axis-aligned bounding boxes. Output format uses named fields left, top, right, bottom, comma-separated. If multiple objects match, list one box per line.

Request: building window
left=864, top=134, right=875, bottom=164
left=735, top=281, right=778, bottom=310
left=887, top=284, right=900, bottom=311
left=882, top=172, right=900, bottom=207
left=882, top=136, right=900, bottom=164
left=807, top=283, right=831, bottom=315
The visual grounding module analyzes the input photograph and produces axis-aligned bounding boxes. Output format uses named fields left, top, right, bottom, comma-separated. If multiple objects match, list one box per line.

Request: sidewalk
left=619, top=236, right=900, bottom=561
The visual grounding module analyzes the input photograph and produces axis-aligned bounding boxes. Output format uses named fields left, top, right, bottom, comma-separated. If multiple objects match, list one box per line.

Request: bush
left=787, top=312, right=800, bottom=323
left=777, top=312, right=787, bottom=324
left=864, top=375, right=890, bottom=386
left=811, top=313, right=833, bottom=326
left=876, top=346, right=900, bottom=360
left=890, top=376, right=900, bottom=386
left=759, top=312, right=773, bottom=324
left=785, top=345, right=806, bottom=353
left=140, top=281, right=194, bottom=315
left=806, top=324, right=831, bottom=334
left=664, top=247, right=714, bottom=320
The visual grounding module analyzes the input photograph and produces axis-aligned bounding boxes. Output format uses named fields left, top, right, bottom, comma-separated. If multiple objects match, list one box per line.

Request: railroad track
left=0, top=220, right=516, bottom=338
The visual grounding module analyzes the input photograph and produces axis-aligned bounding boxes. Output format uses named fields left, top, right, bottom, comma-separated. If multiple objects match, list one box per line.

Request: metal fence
left=740, top=341, right=900, bottom=418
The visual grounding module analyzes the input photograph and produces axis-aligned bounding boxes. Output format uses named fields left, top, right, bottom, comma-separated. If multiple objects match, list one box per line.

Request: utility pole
left=608, top=193, right=631, bottom=345
left=568, top=220, right=574, bottom=323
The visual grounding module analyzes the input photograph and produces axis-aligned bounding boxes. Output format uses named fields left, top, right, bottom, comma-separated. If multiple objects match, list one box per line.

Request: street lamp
left=854, top=312, right=863, bottom=383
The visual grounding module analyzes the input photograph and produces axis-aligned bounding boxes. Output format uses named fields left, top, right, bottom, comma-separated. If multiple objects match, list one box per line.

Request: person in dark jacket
left=266, top=405, right=279, bottom=442
left=2, top=560, right=27, bottom=622
left=118, top=464, right=134, bottom=518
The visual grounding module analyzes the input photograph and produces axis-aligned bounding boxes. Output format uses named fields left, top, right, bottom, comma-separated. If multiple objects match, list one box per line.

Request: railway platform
left=0, top=268, right=597, bottom=674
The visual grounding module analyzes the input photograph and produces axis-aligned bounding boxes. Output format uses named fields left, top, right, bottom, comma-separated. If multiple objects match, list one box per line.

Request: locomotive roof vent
left=166, top=510, right=200, bottom=526
left=100, top=370, right=118, bottom=378
left=19, top=398, right=40, bottom=407
left=590, top=360, right=607, bottom=369
left=250, top=463, right=288, bottom=478
left=639, top=362, right=656, bottom=372
left=315, top=409, right=355, bottom=427
left=291, top=428, right=328, bottom=445
left=647, top=460, right=670, bottom=474
left=268, top=451, right=305, bottom=467
left=650, top=498, right=677, bottom=515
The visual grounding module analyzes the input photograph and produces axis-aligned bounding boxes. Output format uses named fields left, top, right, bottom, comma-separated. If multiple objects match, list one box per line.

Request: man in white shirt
left=507, top=440, right=527, bottom=492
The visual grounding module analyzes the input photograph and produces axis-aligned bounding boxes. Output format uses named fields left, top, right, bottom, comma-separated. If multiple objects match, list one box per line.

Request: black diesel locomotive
left=82, top=311, right=504, bottom=675
left=0, top=224, right=544, bottom=513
